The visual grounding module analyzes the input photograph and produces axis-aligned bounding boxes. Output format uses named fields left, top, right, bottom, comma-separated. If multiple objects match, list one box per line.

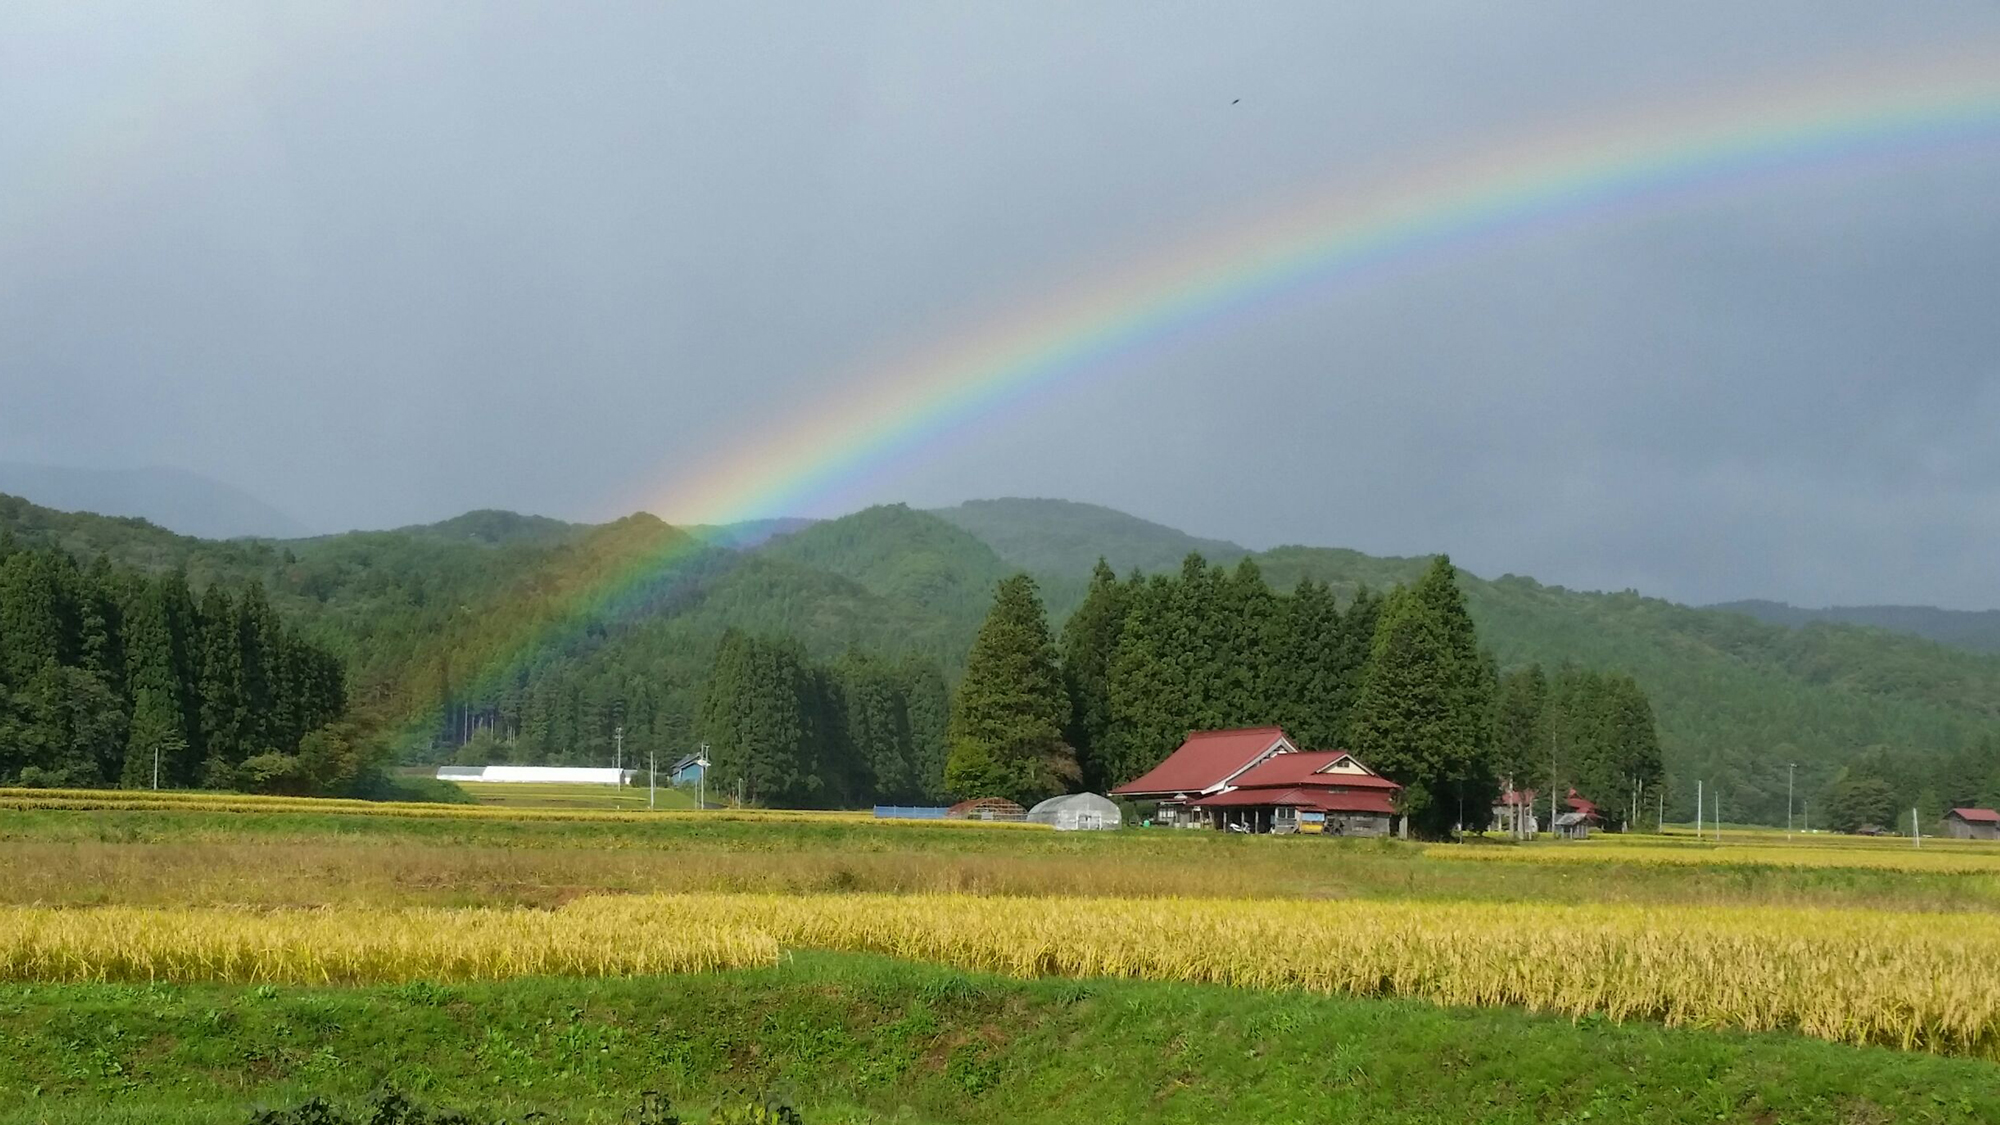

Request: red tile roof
left=1111, top=727, right=1291, bottom=797
left=1189, top=786, right=1397, bottom=815
left=1231, top=751, right=1400, bottom=790
left=1497, top=788, right=1537, bottom=807
left=1949, top=807, right=2000, bottom=824
left=1566, top=790, right=1599, bottom=817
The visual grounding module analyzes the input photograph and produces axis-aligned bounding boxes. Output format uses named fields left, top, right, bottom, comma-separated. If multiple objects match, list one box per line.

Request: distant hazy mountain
left=687, top=517, right=819, bottom=550
left=1711, top=599, right=2000, bottom=656
left=0, top=462, right=311, bottom=540
left=930, top=497, right=1249, bottom=576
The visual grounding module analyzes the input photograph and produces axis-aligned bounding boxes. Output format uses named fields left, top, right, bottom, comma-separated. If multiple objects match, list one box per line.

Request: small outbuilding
left=946, top=797, right=1026, bottom=822
left=1027, top=793, right=1122, bottom=831
left=437, top=765, right=637, bottom=785
left=1553, top=811, right=1591, bottom=840
left=1944, top=807, right=2000, bottom=841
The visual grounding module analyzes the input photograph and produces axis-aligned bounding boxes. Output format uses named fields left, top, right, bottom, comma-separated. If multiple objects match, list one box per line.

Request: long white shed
left=436, top=765, right=637, bottom=785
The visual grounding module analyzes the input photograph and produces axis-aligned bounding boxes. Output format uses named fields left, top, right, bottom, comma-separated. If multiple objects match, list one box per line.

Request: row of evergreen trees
left=1493, top=664, right=1664, bottom=829
left=943, top=553, right=1665, bottom=836
left=696, top=630, right=950, bottom=807
left=0, top=537, right=350, bottom=791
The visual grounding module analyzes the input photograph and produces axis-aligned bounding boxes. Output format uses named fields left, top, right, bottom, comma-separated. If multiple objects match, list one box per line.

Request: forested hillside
left=0, top=536, right=349, bottom=791
left=1712, top=599, right=2000, bottom=657
left=4, top=490, right=1997, bottom=822
left=931, top=498, right=1247, bottom=577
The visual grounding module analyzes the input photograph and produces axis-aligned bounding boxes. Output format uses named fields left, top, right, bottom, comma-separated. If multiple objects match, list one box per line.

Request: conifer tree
left=1494, top=662, right=1549, bottom=791
left=1059, top=559, right=1129, bottom=791
left=1104, top=574, right=1181, bottom=785
left=197, top=585, right=246, bottom=779
left=697, top=630, right=819, bottom=806
left=899, top=658, right=951, bottom=802
left=1276, top=577, right=1344, bottom=748
left=1347, top=557, right=1497, bottom=837
left=945, top=575, right=1072, bottom=804
left=1220, top=557, right=1282, bottom=725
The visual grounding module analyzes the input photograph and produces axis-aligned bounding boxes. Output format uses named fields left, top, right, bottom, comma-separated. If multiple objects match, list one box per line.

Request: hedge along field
left=10, top=892, right=2000, bottom=1057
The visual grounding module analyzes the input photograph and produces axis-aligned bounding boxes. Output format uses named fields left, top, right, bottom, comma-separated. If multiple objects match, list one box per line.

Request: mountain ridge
left=5, top=490, right=1997, bottom=823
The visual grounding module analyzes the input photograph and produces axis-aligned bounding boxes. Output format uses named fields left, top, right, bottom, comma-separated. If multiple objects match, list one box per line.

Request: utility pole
left=1715, top=790, right=1721, bottom=843
left=1913, top=807, right=1921, bottom=848
left=1549, top=728, right=1559, bottom=841
left=1792, top=760, right=1808, bottom=832
left=697, top=743, right=710, bottom=811
left=153, top=741, right=161, bottom=790
left=1657, top=788, right=1664, bottom=834
left=649, top=750, right=656, bottom=810
left=1696, top=779, right=1703, bottom=841
left=614, top=725, right=624, bottom=772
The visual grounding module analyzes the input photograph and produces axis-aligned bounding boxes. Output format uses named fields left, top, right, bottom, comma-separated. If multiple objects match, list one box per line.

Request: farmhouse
left=1111, top=726, right=1401, bottom=835
left=1944, top=807, right=2000, bottom=840
left=1491, top=787, right=1539, bottom=836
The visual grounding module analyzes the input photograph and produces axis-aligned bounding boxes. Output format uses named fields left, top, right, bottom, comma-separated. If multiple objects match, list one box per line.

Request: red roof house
left=1113, top=727, right=1401, bottom=834
left=1565, top=789, right=1601, bottom=821
left=1112, top=727, right=1297, bottom=798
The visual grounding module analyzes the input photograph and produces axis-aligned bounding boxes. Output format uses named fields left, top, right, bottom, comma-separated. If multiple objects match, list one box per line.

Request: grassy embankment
left=6, top=955, right=1998, bottom=1125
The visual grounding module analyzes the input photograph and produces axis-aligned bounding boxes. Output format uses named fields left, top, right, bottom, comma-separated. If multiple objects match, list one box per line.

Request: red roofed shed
left=1945, top=807, right=2000, bottom=840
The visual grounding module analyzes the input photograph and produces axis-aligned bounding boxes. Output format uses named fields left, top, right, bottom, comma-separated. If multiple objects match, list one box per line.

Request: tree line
left=943, top=553, right=1666, bottom=836
left=1492, top=663, right=1664, bottom=829
left=0, top=535, right=353, bottom=792
left=697, top=630, right=950, bottom=807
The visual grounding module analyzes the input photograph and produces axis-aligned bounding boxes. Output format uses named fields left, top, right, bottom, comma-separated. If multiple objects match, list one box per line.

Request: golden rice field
left=1432, top=840, right=2000, bottom=874
left=0, top=900, right=774, bottom=984
left=0, top=787, right=1040, bottom=829
left=8, top=892, right=2000, bottom=1058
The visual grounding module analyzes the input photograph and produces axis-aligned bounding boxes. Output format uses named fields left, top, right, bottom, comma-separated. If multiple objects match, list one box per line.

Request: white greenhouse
left=1026, top=792, right=1122, bottom=831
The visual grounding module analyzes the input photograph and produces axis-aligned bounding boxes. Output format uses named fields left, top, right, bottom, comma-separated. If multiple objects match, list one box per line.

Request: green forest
left=932, top=556, right=1662, bottom=835
left=2, top=491, right=1996, bottom=825
left=0, top=534, right=350, bottom=793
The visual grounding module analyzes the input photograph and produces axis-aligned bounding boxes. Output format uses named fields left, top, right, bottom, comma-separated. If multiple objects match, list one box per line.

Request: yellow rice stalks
left=0, top=903, right=776, bottom=985
left=0, top=787, right=1041, bottom=829
left=11, top=892, right=2000, bottom=1056
left=1427, top=842, right=2000, bottom=874
left=583, top=893, right=2000, bottom=1057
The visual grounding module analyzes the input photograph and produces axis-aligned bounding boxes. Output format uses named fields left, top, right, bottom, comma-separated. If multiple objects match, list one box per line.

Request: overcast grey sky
left=3, top=2, right=1998, bottom=607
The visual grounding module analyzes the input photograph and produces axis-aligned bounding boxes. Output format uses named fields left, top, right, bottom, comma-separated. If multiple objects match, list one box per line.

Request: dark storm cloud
left=2, top=2, right=1997, bottom=606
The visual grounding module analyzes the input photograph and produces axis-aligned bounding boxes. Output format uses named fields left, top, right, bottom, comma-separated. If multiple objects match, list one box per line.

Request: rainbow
left=426, top=53, right=2000, bottom=725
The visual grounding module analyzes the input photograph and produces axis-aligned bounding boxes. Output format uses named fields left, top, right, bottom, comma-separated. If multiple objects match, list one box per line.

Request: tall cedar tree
left=1059, top=559, right=1129, bottom=791
left=1103, top=573, right=1182, bottom=785
left=697, top=630, right=821, bottom=807
left=899, top=658, right=952, bottom=803
left=945, top=575, right=1073, bottom=805
left=1347, top=556, right=1498, bottom=837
